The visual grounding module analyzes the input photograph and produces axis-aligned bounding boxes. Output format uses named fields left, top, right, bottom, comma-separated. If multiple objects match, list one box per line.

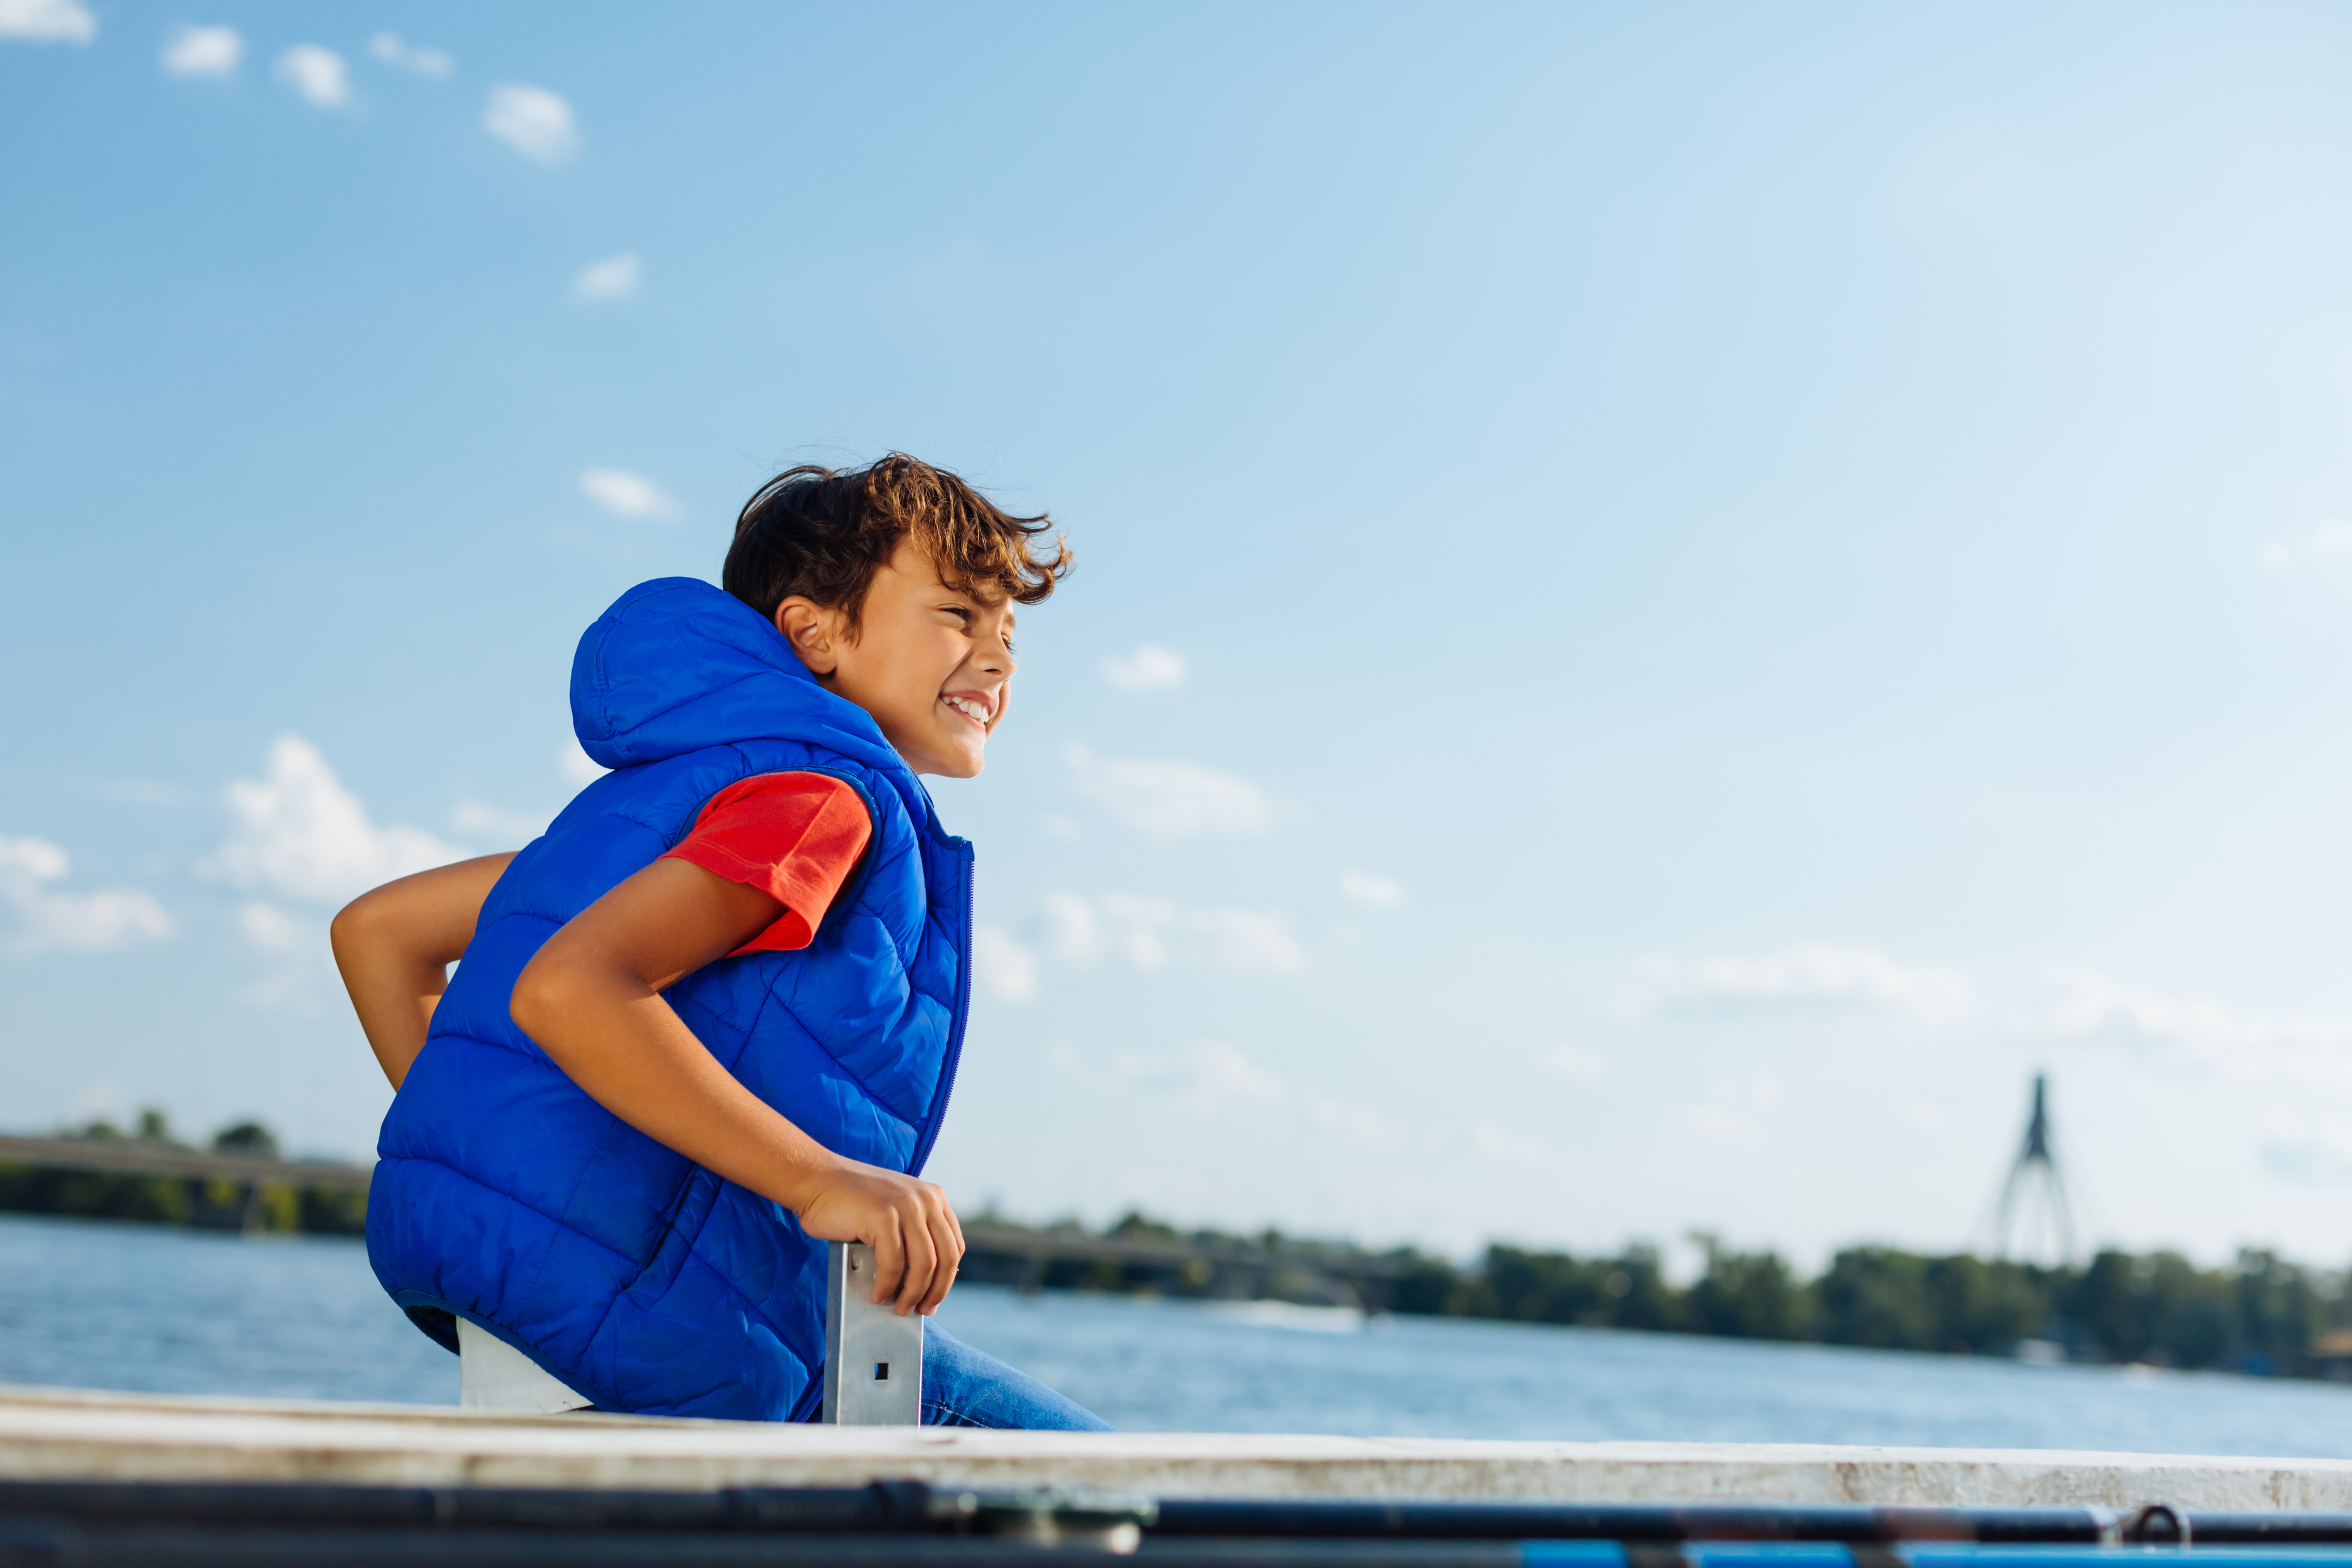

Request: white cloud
left=368, top=31, right=450, bottom=78
left=161, top=24, right=240, bottom=77
left=0, top=835, right=175, bottom=954
left=0, top=0, right=94, bottom=44
left=231, top=899, right=325, bottom=1014
left=2258, top=519, right=2352, bottom=570
left=275, top=45, right=351, bottom=109
left=204, top=735, right=467, bottom=905
left=1673, top=1071, right=1780, bottom=1146
left=1179, top=1040, right=1286, bottom=1110
left=1337, top=870, right=1406, bottom=910
left=2044, top=968, right=2352, bottom=1083
left=557, top=738, right=607, bottom=788
left=973, top=925, right=1038, bottom=1003
left=580, top=467, right=683, bottom=523
left=573, top=253, right=641, bottom=303
left=1545, top=1044, right=1610, bottom=1080
left=1625, top=943, right=1972, bottom=1026
left=1192, top=907, right=1305, bottom=974
left=1059, top=1039, right=1291, bottom=1114
left=1100, top=644, right=1186, bottom=694
left=449, top=799, right=550, bottom=844
left=236, top=900, right=300, bottom=951
left=1471, top=1120, right=1545, bottom=1164
left=1307, top=1096, right=1398, bottom=1147
left=1064, top=743, right=1274, bottom=839
left=484, top=83, right=578, bottom=164
left=1041, top=891, right=1303, bottom=975
left=2263, top=1115, right=2352, bottom=1185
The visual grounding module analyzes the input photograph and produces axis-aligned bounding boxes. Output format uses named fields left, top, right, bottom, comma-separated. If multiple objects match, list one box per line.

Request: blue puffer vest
left=366, top=577, right=973, bottom=1421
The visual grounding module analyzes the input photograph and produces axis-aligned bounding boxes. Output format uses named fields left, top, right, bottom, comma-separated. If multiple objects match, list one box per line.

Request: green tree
left=212, top=1121, right=279, bottom=1157
left=1815, top=1247, right=1934, bottom=1350
left=1687, top=1234, right=1805, bottom=1340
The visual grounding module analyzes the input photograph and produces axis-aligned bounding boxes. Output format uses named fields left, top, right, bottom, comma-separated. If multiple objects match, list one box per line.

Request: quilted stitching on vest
left=366, top=579, right=973, bottom=1421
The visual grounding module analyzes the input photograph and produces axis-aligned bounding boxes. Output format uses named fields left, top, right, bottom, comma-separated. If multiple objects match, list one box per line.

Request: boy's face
left=776, top=542, right=1016, bottom=778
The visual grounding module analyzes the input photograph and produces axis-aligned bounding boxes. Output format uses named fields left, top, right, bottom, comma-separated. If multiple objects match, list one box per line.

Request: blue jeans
left=921, top=1325, right=1111, bottom=1429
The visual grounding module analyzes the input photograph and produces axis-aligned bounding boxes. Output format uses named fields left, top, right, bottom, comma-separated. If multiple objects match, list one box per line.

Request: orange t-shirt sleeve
left=660, top=772, right=873, bottom=956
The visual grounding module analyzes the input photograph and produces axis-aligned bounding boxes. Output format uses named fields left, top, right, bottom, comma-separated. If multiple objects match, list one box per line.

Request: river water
left=7, top=1213, right=2352, bottom=1455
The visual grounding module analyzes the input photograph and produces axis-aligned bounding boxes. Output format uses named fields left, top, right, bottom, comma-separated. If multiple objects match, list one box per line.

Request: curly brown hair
left=723, top=453, right=1071, bottom=631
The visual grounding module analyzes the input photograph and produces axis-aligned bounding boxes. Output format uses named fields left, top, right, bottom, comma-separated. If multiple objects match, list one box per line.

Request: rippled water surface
left=9, top=1213, right=2352, bottom=1455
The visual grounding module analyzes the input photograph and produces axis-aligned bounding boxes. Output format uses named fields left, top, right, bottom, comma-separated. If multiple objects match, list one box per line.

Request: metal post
left=819, top=1241, right=923, bottom=1425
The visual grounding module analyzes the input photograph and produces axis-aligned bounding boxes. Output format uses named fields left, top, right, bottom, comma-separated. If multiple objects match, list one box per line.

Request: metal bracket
left=819, top=1241, right=924, bottom=1425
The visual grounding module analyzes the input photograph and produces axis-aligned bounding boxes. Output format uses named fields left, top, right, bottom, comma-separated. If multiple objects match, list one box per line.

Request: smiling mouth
left=942, top=695, right=993, bottom=727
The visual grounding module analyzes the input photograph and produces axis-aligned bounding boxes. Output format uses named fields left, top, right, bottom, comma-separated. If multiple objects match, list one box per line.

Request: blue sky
left=8, top=1, right=2352, bottom=1273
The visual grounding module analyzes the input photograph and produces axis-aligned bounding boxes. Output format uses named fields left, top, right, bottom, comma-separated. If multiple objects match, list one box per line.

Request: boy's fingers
left=918, top=1208, right=959, bottom=1315
left=895, top=1210, right=939, bottom=1315
left=868, top=1214, right=906, bottom=1307
left=938, top=1189, right=965, bottom=1257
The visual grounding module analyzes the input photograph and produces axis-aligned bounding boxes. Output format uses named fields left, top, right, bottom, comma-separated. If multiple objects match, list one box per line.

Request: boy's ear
left=774, top=598, right=842, bottom=677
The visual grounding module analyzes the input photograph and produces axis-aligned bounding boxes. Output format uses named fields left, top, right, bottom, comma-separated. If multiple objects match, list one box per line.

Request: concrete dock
left=6, top=1383, right=2352, bottom=1508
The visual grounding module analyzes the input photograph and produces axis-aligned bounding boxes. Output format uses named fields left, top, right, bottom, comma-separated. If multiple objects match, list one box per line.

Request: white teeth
left=945, top=696, right=989, bottom=723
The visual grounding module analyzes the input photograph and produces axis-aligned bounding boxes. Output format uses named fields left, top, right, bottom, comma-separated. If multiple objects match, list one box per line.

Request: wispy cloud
left=973, top=924, right=1039, bottom=1003
left=2258, top=520, right=2352, bottom=570
left=368, top=31, right=450, bottom=78
left=1100, top=644, right=1186, bottom=694
left=580, top=467, right=682, bottom=523
left=573, top=253, right=641, bottom=303
left=1470, top=1120, right=1546, bottom=1164
left=1625, top=943, right=1973, bottom=1026
left=2262, top=1115, right=2352, bottom=1185
left=557, top=738, right=607, bottom=787
left=2045, top=968, right=2352, bottom=1083
left=161, top=24, right=240, bottom=78
left=203, top=735, right=466, bottom=905
left=1065, top=1040, right=1287, bottom=1113
left=0, top=0, right=95, bottom=44
left=485, top=83, right=578, bottom=164
left=1064, top=742, right=1274, bottom=839
left=1545, top=1044, right=1610, bottom=1080
left=1307, top=1096, right=1398, bottom=1147
left=275, top=45, right=351, bottom=110
left=1043, top=891, right=1304, bottom=975
left=0, top=835, right=174, bottom=954
left=1337, top=870, right=1406, bottom=910
left=1673, top=1071, right=1780, bottom=1146
left=448, top=799, right=549, bottom=844
left=236, top=900, right=300, bottom=951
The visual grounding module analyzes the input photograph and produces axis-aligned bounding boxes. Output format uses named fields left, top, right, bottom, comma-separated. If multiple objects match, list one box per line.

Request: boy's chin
left=912, top=744, right=985, bottom=780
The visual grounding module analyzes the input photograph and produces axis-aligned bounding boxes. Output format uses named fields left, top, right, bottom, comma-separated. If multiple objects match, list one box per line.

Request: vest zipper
left=905, top=838, right=975, bottom=1178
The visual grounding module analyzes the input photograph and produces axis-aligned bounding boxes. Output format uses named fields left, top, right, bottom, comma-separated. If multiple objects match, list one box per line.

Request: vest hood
left=570, top=577, right=908, bottom=775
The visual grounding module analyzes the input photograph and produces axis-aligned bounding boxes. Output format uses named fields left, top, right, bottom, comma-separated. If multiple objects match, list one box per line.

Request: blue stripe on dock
left=1517, top=1542, right=1633, bottom=1567
left=1682, top=1545, right=1861, bottom=1568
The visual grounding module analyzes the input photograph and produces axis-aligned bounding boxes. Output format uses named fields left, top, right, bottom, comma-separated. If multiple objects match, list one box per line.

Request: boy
left=331, top=455, right=1103, bottom=1427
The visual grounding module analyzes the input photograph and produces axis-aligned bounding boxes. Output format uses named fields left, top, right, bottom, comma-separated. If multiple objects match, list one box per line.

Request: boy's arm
left=509, top=858, right=964, bottom=1317
left=331, top=853, right=518, bottom=1091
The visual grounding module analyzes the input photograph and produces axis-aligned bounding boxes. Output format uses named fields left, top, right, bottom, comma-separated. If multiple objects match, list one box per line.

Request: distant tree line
left=995, top=1213, right=2352, bottom=1379
left=1391, top=1234, right=2351, bottom=1376
left=0, top=1111, right=366, bottom=1234
left=10, top=1122, right=2348, bottom=1379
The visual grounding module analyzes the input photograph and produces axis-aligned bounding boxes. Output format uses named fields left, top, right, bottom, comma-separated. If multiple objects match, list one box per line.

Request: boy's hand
left=792, top=1160, right=965, bottom=1317
left=511, top=856, right=970, bottom=1316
